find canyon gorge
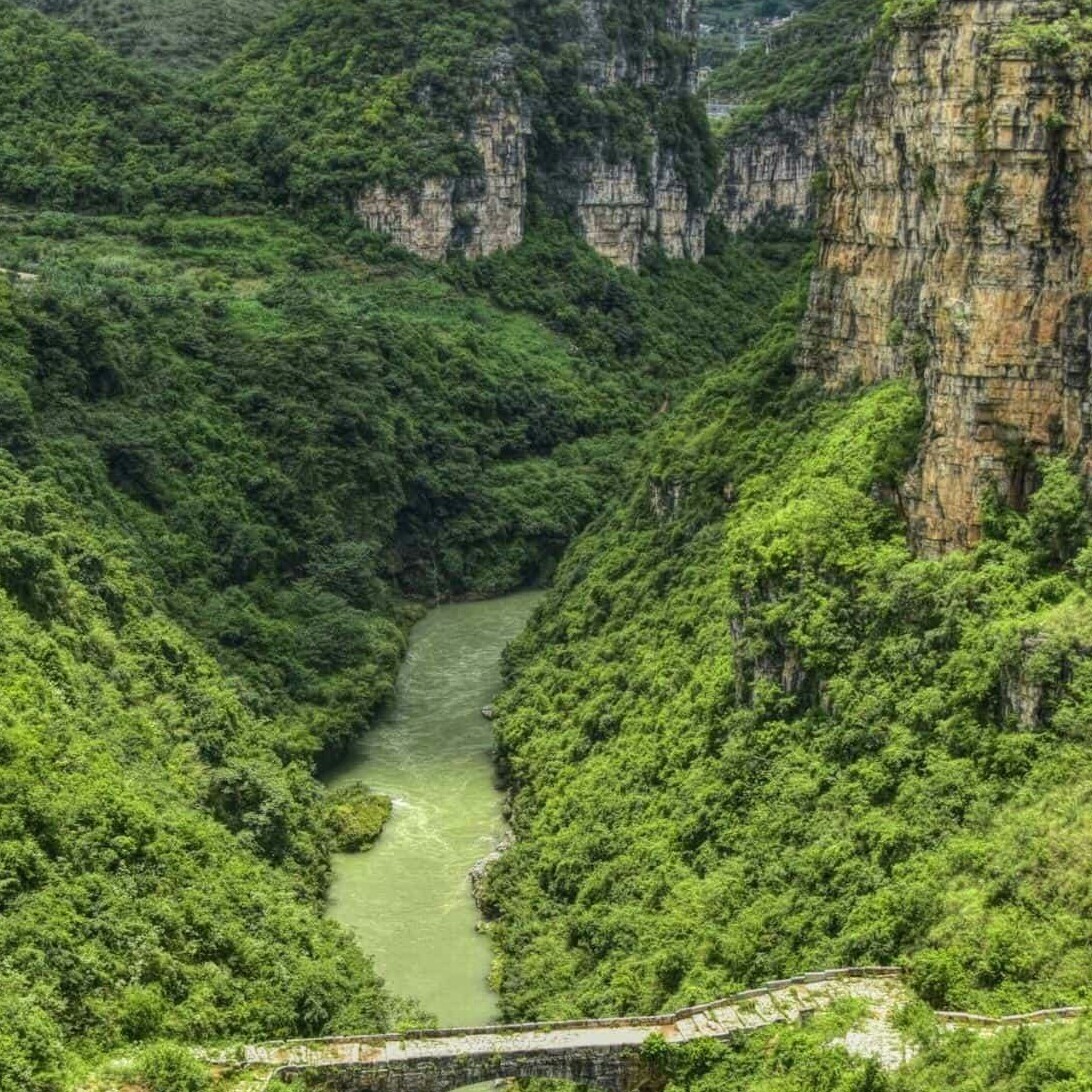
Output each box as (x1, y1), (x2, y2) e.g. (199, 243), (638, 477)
(1, 0), (1092, 1090)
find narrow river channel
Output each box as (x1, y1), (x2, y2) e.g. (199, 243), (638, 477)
(326, 591), (544, 1027)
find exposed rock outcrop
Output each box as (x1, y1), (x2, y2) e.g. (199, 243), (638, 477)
(580, 0), (700, 90)
(354, 1), (708, 269)
(799, 0), (1092, 552)
(469, 831), (512, 917)
(355, 92), (529, 262)
(572, 150), (706, 268)
(713, 107), (832, 232)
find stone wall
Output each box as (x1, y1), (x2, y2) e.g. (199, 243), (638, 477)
(798, 0), (1092, 553)
(279, 1044), (654, 1092)
(212, 965), (1088, 1087)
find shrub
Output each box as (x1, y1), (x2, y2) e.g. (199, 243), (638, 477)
(134, 1044), (210, 1092)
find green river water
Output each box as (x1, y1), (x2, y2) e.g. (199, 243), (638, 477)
(326, 591), (544, 1027)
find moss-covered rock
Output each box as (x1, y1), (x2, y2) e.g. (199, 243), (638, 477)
(326, 784), (394, 853)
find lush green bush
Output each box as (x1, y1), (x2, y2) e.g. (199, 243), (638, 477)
(134, 1044), (211, 1092)
(994, 4), (1092, 87)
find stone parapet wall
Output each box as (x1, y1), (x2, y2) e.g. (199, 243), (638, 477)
(231, 965), (903, 1060)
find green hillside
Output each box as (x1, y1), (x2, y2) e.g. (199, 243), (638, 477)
(16, 0), (292, 72)
(0, 7), (806, 1084)
(704, 0), (882, 131)
(1, 0), (1091, 1089)
(0, 196), (807, 1077)
(487, 264), (1092, 1029)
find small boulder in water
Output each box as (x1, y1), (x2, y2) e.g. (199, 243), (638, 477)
(481, 705), (496, 720)
(325, 782), (393, 852)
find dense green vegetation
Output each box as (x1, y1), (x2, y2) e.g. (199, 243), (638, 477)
(5, 0), (1092, 1088)
(0, 196), (801, 1079)
(0, 0), (717, 225)
(704, 0), (882, 133)
(0, 3), (196, 210)
(487, 266), (1092, 1028)
(0, 2), (803, 1078)
(326, 784), (392, 851)
(196, 0), (513, 204)
(0, 0), (506, 211)
(697, 0), (820, 69)
(0, 452), (408, 1090)
(15, 0), (292, 72)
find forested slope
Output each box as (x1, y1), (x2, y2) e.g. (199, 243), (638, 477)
(14, 0), (292, 72)
(703, 0), (882, 131)
(6, 0), (1092, 1088)
(0, 4), (806, 1086)
(0, 196), (798, 1092)
(486, 265), (1092, 1073)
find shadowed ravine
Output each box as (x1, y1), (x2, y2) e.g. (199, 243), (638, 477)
(325, 592), (545, 1027)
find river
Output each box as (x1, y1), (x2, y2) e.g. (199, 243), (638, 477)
(326, 591), (544, 1027)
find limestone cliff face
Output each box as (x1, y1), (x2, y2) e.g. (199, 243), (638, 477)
(579, 0), (699, 90)
(355, 93), (529, 262)
(566, 0), (706, 266)
(713, 107), (831, 233)
(572, 150), (705, 268)
(799, 0), (1092, 552)
(354, 1), (708, 269)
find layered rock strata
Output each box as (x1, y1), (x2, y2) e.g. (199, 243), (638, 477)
(573, 150), (706, 268)
(713, 107), (831, 232)
(355, 94), (529, 262)
(799, 0), (1092, 552)
(354, 1), (708, 269)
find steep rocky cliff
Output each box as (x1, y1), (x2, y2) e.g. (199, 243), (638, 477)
(579, 0), (700, 90)
(712, 107), (831, 231)
(568, 149), (707, 267)
(353, 0), (711, 268)
(702, 0), (881, 233)
(355, 89), (529, 262)
(799, 0), (1092, 552)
